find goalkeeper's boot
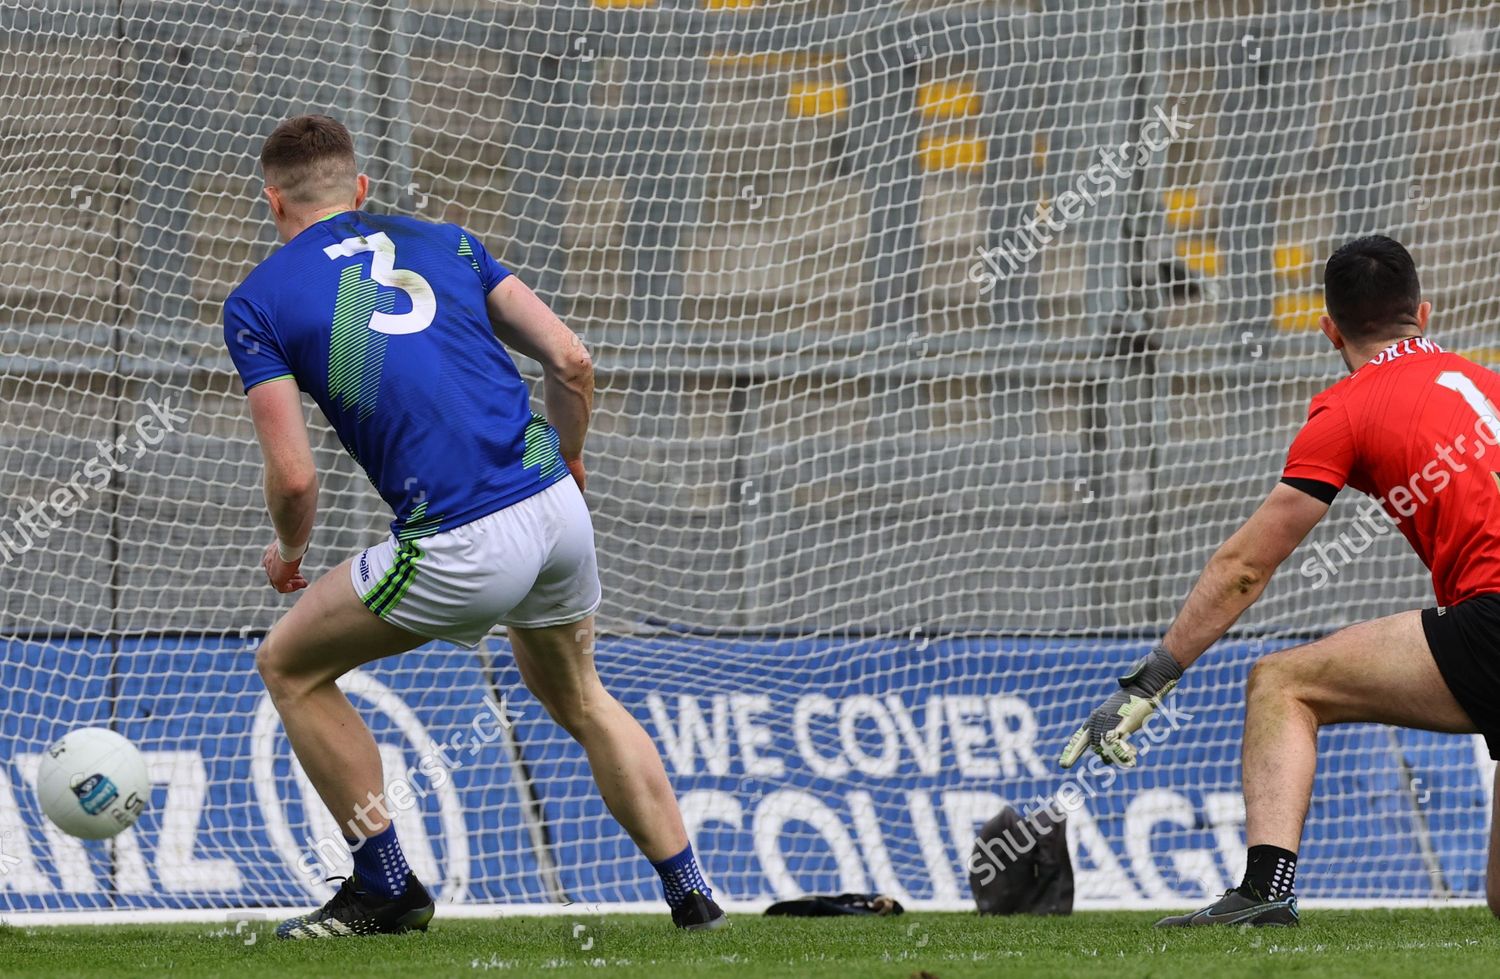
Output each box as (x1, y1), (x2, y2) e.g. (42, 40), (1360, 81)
(672, 891), (730, 931)
(275, 873), (435, 939)
(1154, 887), (1298, 928)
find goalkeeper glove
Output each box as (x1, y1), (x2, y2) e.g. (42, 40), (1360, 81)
(1058, 645), (1183, 769)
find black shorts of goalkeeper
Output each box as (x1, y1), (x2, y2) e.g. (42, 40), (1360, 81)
(1423, 593), (1500, 760)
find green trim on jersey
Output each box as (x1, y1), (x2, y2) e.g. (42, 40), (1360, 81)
(396, 500), (445, 542)
(329, 264), (391, 420)
(458, 233), (484, 278)
(245, 373), (296, 391)
(521, 413), (566, 481)
(362, 541), (423, 617)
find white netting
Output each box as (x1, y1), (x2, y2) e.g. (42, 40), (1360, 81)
(3, 0), (1500, 914)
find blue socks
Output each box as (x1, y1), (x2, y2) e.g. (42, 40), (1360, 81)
(348, 823), (411, 901)
(652, 843), (710, 910)
(349, 825), (707, 908)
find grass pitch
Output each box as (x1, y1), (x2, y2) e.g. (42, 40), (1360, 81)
(2, 908), (1497, 978)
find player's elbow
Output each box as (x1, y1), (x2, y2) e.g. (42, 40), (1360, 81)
(1229, 564), (1265, 595)
(265, 467), (317, 503)
(1213, 553), (1268, 596)
(549, 342), (592, 386)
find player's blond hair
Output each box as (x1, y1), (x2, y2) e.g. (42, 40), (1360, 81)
(259, 114), (358, 207)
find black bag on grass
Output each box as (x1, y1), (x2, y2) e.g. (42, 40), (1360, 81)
(969, 805), (1073, 915)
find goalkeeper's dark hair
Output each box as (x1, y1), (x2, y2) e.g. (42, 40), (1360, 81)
(1322, 235), (1422, 342)
(259, 114), (358, 206)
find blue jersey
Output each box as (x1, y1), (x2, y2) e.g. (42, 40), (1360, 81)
(224, 211), (568, 541)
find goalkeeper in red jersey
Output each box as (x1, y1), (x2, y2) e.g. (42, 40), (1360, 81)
(1061, 235), (1500, 926)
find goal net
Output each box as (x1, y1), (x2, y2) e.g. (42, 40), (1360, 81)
(3, 0), (1500, 915)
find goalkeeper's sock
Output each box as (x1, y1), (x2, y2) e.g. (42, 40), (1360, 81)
(652, 843), (711, 911)
(1239, 844), (1297, 901)
(348, 823), (411, 901)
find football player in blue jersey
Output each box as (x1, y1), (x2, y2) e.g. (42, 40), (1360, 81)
(225, 115), (725, 938)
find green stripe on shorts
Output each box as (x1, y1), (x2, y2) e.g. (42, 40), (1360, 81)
(362, 542), (423, 617)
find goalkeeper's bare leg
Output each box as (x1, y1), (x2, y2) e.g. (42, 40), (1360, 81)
(510, 615), (726, 929)
(1158, 610), (1476, 926)
(1488, 777), (1500, 918)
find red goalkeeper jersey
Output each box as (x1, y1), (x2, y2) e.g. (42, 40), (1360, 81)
(1282, 337), (1500, 606)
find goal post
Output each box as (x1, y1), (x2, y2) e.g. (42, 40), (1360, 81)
(2, 0), (1498, 916)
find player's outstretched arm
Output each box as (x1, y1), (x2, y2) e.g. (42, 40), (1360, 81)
(1059, 482), (1330, 768)
(486, 277), (593, 486)
(1160, 482), (1330, 665)
(247, 377), (318, 592)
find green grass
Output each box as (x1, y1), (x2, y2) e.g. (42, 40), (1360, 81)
(2, 909), (1498, 978)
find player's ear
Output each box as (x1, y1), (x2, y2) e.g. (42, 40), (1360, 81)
(1415, 300), (1432, 333)
(263, 185), (285, 221)
(354, 173), (369, 209)
(1318, 314), (1344, 350)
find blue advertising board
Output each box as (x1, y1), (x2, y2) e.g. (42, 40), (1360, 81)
(0, 634), (1490, 910)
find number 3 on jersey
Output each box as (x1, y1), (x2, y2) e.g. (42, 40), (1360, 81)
(322, 231), (436, 335)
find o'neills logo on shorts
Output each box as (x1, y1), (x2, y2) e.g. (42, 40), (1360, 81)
(358, 554), (371, 583)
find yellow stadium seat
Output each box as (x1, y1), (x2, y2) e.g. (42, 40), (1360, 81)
(917, 81), (981, 120)
(1273, 292), (1325, 332)
(786, 81), (848, 118)
(919, 135), (987, 173)
(1174, 236), (1221, 277)
(1274, 243), (1314, 280)
(1162, 188), (1203, 231)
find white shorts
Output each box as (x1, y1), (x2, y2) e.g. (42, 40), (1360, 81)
(350, 478), (602, 648)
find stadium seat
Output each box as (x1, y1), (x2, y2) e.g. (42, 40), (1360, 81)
(916, 80), (981, 120)
(1274, 243), (1315, 282)
(1162, 187), (1204, 231)
(917, 135), (987, 173)
(786, 81), (847, 118)
(1273, 291), (1324, 331)
(1174, 236), (1221, 277)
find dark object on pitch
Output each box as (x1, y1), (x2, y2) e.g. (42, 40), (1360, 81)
(764, 893), (905, 917)
(969, 805), (1073, 916)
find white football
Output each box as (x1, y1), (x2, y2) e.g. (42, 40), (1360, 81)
(36, 728), (150, 839)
